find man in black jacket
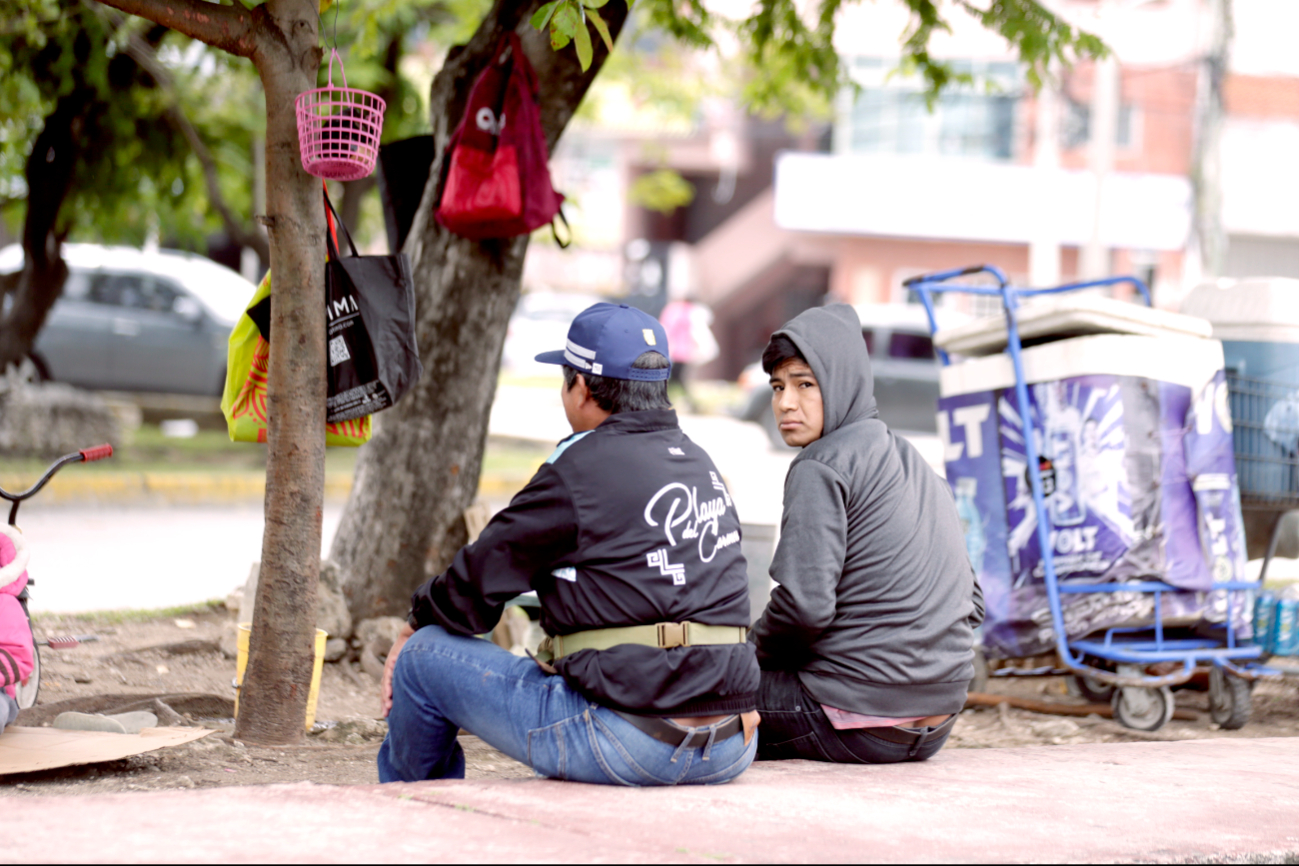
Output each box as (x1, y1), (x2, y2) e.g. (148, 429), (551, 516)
(378, 303), (760, 785)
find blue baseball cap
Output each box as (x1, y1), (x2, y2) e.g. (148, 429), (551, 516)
(535, 302), (671, 381)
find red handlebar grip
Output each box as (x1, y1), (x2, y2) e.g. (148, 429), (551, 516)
(79, 444), (114, 462)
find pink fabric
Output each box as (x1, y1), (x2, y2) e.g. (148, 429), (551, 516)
(0, 529), (34, 699)
(659, 301), (696, 363)
(820, 704), (925, 731)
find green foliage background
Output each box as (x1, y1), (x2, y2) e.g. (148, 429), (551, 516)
(1, 0), (1105, 247)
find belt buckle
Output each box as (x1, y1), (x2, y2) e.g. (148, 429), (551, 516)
(657, 622), (687, 648)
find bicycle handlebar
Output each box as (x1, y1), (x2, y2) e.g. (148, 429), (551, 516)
(79, 444), (113, 462)
(3, 444), (115, 524)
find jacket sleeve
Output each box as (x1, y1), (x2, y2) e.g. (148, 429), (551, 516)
(969, 569), (985, 630)
(409, 465), (579, 636)
(0, 596), (34, 691)
(750, 459), (848, 666)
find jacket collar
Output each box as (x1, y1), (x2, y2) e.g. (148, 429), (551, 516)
(595, 409), (679, 434)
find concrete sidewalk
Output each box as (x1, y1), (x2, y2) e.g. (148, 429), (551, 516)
(3, 737), (1297, 863)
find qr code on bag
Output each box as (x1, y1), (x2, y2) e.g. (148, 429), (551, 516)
(329, 335), (351, 367)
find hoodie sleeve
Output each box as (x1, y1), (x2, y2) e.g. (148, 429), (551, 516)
(750, 459), (848, 665)
(408, 465), (579, 636)
(0, 596), (34, 694)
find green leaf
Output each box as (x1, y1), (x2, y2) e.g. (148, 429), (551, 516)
(529, 1), (560, 31)
(587, 8), (614, 53)
(549, 25), (572, 51)
(581, 0), (609, 8)
(628, 169), (695, 214)
(573, 16), (593, 70)
(551, 1), (581, 39)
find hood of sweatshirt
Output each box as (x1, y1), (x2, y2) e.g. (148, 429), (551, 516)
(0, 524), (29, 597)
(773, 304), (878, 437)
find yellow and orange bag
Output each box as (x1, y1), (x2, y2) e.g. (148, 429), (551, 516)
(220, 270), (372, 447)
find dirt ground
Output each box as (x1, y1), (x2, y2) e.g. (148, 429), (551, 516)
(2, 604), (1298, 797)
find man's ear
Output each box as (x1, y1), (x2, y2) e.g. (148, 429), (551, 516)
(571, 373), (591, 405)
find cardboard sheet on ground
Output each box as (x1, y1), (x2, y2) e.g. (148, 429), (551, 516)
(0, 726), (211, 775)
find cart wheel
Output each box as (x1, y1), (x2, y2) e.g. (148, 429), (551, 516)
(1068, 673), (1115, 704)
(969, 646), (989, 694)
(15, 596), (39, 710)
(1111, 685), (1174, 732)
(15, 643), (39, 710)
(1209, 667), (1252, 730)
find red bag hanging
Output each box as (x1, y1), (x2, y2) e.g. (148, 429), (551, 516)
(435, 34), (566, 241)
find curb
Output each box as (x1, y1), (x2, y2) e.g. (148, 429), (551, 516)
(0, 471), (528, 505)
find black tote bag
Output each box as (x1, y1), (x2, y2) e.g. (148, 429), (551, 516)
(323, 191), (423, 422)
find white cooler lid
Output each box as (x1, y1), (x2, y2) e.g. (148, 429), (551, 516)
(933, 294), (1212, 357)
(1181, 278), (1299, 343)
(940, 333), (1225, 397)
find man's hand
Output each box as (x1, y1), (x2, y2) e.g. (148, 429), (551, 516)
(381, 623), (417, 718)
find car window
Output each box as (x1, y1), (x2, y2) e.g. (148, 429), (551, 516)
(861, 329), (875, 355)
(887, 331), (934, 360)
(62, 270), (93, 301)
(137, 276), (182, 313)
(91, 272), (179, 312)
(90, 273), (140, 308)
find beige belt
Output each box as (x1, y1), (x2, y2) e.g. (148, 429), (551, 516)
(535, 622), (747, 662)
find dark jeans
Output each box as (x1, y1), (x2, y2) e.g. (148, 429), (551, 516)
(755, 669), (951, 764)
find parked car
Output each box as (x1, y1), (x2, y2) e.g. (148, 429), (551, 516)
(739, 302), (969, 446)
(501, 291), (607, 377)
(0, 244), (252, 396)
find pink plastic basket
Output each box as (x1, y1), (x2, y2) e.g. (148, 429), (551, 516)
(295, 50), (386, 182)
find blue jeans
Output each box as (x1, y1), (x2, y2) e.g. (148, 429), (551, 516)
(379, 625), (756, 786)
(1, 694), (16, 734)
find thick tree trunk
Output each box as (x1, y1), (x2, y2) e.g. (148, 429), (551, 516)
(329, 0), (627, 621)
(88, 0), (323, 744)
(0, 91), (91, 373)
(233, 0), (326, 745)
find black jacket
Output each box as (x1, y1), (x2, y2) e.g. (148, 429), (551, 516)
(409, 409), (759, 717)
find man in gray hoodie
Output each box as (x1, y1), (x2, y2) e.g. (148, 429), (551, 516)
(750, 304), (983, 763)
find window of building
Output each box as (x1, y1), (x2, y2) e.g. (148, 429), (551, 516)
(841, 58), (1022, 161)
(1060, 97), (1140, 150)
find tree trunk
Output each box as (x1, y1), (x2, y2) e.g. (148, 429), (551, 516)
(2, 22), (177, 373)
(338, 34), (397, 245)
(88, 0), (322, 744)
(233, 0), (326, 745)
(329, 0), (627, 621)
(1191, 0), (1232, 279)
(0, 90), (91, 373)
(340, 175), (376, 234)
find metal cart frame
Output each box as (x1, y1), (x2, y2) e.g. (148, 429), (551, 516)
(904, 265), (1267, 731)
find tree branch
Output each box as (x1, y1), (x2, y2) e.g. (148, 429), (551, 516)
(91, 0), (257, 56)
(115, 24), (270, 263)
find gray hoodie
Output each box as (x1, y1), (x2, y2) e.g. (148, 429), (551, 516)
(750, 304), (984, 717)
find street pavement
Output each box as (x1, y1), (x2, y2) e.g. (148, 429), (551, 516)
(2, 736), (1297, 863)
(17, 505), (342, 614)
(18, 387), (798, 614)
(14, 390), (1293, 613)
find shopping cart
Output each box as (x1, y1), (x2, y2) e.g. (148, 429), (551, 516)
(905, 264), (1269, 732)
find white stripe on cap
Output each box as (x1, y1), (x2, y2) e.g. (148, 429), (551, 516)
(564, 350), (592, 370)
(566, 339), (596, 360)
